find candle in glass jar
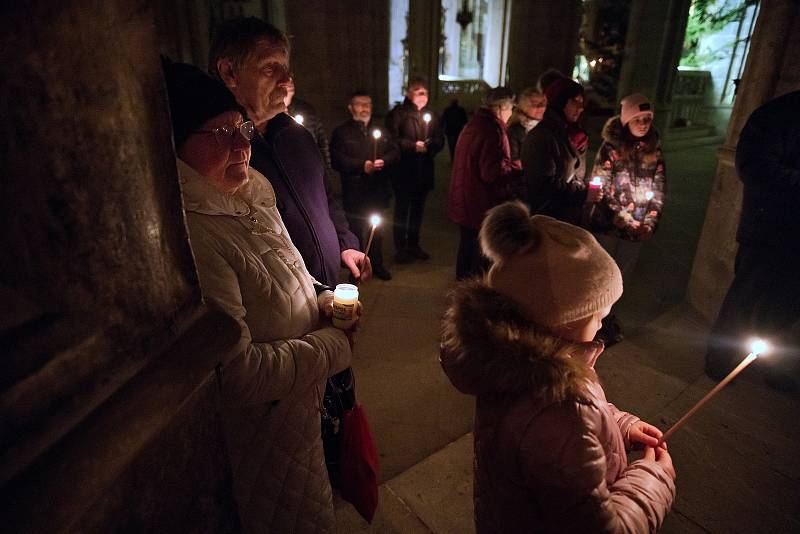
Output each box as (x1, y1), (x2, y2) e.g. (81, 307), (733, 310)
(589, 176), (603, 189)
(332, 283), (359, 329)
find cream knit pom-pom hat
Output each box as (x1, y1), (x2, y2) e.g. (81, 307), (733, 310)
(480, 202), (623, 329)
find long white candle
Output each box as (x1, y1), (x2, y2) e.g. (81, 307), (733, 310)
(422, 112), (431, 140)
(363, 214), (381, 258)
(657, 339), (769, 446)
(372, 129), (381, 161)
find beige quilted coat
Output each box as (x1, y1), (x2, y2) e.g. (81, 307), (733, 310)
(441, 280), (676, 533)
(179, 160), (351, 533)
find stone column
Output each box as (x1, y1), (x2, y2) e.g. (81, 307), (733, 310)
(687, 0), (800, 322)
(284, 0), (391, 125)
(506, 0), (582, 92)
(1, 1), (240, 531)
(617, 0), (691, 130)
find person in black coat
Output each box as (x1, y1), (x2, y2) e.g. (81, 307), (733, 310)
(442, 98), (468, 161)
(331, 91), (400, 280)
(520, 77), (600, 226)
(285, 79), (332, 172)
(386, 77), (445, 263)
(209, 17), (367, 286)
(705, 90), (800, 391)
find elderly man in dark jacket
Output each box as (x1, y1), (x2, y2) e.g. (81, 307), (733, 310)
(386, 77), (445, 263)
(705, 90), (800, 391)
(521, 77), (600, 225)
(331, 91), (400, 280)
(209, 17), (367, 286)
(448, 87), (521, 279)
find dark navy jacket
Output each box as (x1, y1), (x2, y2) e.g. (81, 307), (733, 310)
(250, 112), (359, 286)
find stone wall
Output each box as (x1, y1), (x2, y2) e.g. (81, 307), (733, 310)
(0, 1), (240, 531)
(505, 0), (582, 92)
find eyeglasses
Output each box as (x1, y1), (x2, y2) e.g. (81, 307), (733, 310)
(193, 120), (255, 148)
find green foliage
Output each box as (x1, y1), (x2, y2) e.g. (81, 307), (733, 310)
(680, 0), (751, 67)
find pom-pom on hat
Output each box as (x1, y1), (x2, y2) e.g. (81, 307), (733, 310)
(480, 201), (623, 330)
(162, 58), (244, 149)
(620, 93), (654, 126)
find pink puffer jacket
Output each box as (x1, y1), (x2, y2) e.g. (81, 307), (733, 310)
(440, 281), (675, 533)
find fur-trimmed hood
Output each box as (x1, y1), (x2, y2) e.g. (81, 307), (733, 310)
(440, 280), (598, 402)
(601, 115), (660, 152)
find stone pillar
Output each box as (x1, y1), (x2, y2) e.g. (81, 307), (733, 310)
(687, 0), (800, 322)
(506, 0), (582, 92)
(617, 0), (691, 130)
(1, 1), (240, 531)
(284, 0), (391, 125)
(406, 0), (443, 102)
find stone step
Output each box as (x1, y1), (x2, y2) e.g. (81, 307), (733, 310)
(335, 433), (474, 533)
(663, 134), (725, 152)
(665, 125), (717, 140)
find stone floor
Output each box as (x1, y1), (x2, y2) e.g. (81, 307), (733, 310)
(332, 135), (800, 533)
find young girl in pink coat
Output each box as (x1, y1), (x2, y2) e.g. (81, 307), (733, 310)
(441, 201), (676, 533)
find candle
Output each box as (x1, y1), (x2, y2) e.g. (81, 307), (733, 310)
(422, 112), (432, 140)
(363, 214), (382, 259)
(645, 190), (654, 201)
(294, 114), (304, 125)
(372, 129), (382, 161)
(589, 176), (603, 189)
(657, 338), (769, 446)
(332, 283), (359, 329)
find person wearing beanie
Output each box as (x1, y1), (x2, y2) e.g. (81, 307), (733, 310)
(587, 92), (665, 345)
(164, 60), (354, 533)
(521, 75), (599, 226)
(448, 86), (522, 280)
(440, 201), (676, 533)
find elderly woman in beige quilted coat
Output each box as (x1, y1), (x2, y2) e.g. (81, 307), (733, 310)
(441, 201), (676, 533)
(165, 62), (351, 533)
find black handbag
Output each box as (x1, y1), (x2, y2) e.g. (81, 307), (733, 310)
(320, 366), (356, 488)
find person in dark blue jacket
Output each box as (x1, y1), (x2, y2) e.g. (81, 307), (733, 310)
(705, 90), (800, 391)
(209, 17), (368, 287)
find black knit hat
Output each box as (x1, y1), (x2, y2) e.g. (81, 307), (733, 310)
(162, 59), (243, 149)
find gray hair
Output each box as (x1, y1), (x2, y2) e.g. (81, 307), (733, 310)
(482, 86), (515, 110)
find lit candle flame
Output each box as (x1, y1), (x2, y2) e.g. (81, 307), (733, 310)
(372, 129), (382, 139)
(294, 114), (304, 125)
(750, 338), (769, 356)
(422, 112), (432, 123)
(369, 214), (382, 227)
(645, 191), (654, 201)
(590, 176), (603, 187)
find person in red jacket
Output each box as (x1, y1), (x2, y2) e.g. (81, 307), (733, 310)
(448, 86), (521, 279)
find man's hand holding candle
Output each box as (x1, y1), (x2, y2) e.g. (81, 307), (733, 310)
(364, 159), (386, 175)
(415, 140), (427, 153)
(341, 248), (372, 281)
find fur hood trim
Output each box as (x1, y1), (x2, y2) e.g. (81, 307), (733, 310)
(601, 115), (660, 150)
(440, 280), (595, 401)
